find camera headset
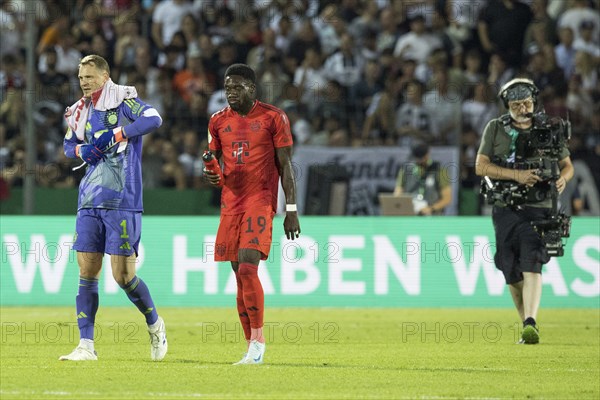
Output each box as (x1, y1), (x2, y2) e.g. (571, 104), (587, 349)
(498, 78), (539, 111)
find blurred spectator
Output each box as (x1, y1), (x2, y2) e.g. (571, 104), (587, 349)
(395, 79), (434, 147)
(423, 67), (463, 146)
(212, 39), (240, 87)
(557, 0), (599, 45)
(37, 15), (70, 55)
(376, 7), (399, 54)
(173, 49), (215, 104)
(114, 16), (150, 75)
(37, 48), (68, 103)
(362, 73), (401, 145)
(350, 59), (383, 129)
(526, 44), (566, 98)
(272, 15), (295, 55)
(178, 129), (203, 188)
(478, 0), (533, 67)
(281, 101), (313, 145)
(1, 53), (25, 95)
(207, 87), (227, 115)
(197, 33), (219, 71)
(206, 6), (234, 46)
(0, 0), (23, 57)
(186, 92), (210, 133)
(566, 73), (594, 126)
(151, 0), (196, 51)
(257, 55), (289, 105)
(71, 4), (101, 56)
(431, 7), (464, 69)
(323, 33), (365, 88)
(445, 0), (486, 49)
(394, 14), (441, 67)
(312, 80), (349, 135)
(287, 19), (322, 65)
(486, 52), (515, 92)
(37, 33), (82, 76)
(294, 47), (328, 110)
(180, 13), (202, 55)
(156, 42), (186, 78)
(0, 86), (24, 142)
(462, 81), (499, 137)
(348, 0), (379, 40)
(523, 0), (558, 51)
(314, 5), (346, 57)
(161, 140), (187, 190)
(462, 49), (485, 83)
(311, 112), (342, 146)
(554, 27), (577, 79)
(573, 20), (600, 58)
(573, 50), (598, 92)
(246, 28), (280, 72)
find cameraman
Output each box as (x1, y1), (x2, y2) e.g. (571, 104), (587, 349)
(475, 78), (574, 344)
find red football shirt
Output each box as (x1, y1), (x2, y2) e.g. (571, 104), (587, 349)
(208, 100), (293, 215)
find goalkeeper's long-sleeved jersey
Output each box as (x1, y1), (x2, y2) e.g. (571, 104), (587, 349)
(63, 98), (162, 211)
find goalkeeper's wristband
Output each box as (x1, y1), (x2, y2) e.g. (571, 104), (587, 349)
(114, 126), (127, 142)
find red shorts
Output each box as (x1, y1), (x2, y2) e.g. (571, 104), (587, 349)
(214, 206), (275, 262)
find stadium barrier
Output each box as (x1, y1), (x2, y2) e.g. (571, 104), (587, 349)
(1, 216), (598, 307)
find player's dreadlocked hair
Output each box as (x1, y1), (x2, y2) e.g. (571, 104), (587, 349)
(225, 64), (256, 84)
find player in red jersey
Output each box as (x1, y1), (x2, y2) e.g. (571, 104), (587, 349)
(204, 64), (301, 365)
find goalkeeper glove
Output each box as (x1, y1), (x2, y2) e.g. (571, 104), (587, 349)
(76, 144), (104, 165)
(93, 126), (127, 152)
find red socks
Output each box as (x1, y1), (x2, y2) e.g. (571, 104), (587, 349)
(235, 271), (251, 342)
(238, 263), (264, 337)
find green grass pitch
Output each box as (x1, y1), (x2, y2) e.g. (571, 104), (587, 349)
(1, 307), (598, 399)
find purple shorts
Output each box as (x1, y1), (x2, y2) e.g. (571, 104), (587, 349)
(73, 209), (142, 256)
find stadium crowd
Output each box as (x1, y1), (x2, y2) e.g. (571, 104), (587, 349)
(0, 0), (598, 213)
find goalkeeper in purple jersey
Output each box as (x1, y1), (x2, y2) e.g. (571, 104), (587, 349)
(60, 55), (167, 362)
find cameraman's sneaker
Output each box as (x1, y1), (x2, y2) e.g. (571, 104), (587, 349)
(148, 317), (168, 361)
(59, 346), (97, 361)
(521, 318), (540, 344)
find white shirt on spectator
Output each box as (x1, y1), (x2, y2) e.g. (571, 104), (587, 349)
(558, 8), (600, 44)
(323, 51), (365, 87)
(573, 39), (600, 57)
(152, 0), (195, 46)
(393, 32), (442, 65)
(37, 45), (82, 75)
(293, 67), (328, 105)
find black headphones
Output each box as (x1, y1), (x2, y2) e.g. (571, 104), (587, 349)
(498, 78), (539, 109)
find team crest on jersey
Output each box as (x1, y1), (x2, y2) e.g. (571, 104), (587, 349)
(250, 121), (261, 131)
(216, 243), (226, 257)
(107, 111), (118, 126)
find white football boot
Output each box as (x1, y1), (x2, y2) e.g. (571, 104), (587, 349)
(239, 340), (265, 365)
(59, 346), (98, 361)
(148, 317), (168, 361)
(232, 352), (249, 365)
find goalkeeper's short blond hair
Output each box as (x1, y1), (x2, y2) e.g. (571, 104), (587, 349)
(79, 55), (110, 75)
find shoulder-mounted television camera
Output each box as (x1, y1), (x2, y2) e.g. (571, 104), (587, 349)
(525, 112), (571, 157)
